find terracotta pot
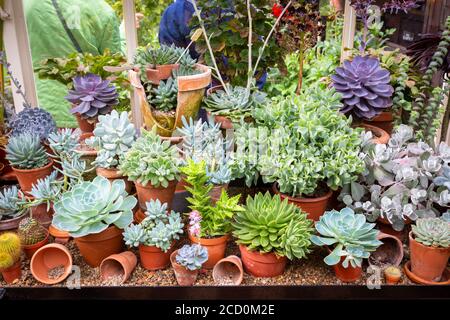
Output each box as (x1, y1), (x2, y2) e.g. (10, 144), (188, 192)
(189, 233), (229, 269)
(135, 180), (177, 211)
(134, 208), (147, 224)
(331, 0), (345, 11)
(30, 243), (72, 285)
(23, 230), (50, 259)
(96, 167), (133, 194)
(212, 255), (244, 285)
(0, 211), (27, 231)
(1, 260), (21, 284)
(272, 183), (332, 221)
(239, 245), (287, 278)
(333, 259), (363, 283)
(75, 133), (97, 181)
(209, 184), (228, 203)
(74, 226), (124, 267)
(359, 123), (390, 144)
(100, 251), (137, 284)
(49, 224), (71, 244)
(404, 260), (450, 285)
(409, 231), (450, 282)
(176, 176), (189, 192)
(363, 111), (394, 135)
(30, 201), (53, 228)
(376, 217), (410, 243)
(170, 250), (199, 286)
(384, 266), (402, 285)
(146, 64), (179, 84)
(369, 232), (404, 267)
(74, 113), (97, 133)
(12, 159), (54, 193)
(139, 244), (173, 270)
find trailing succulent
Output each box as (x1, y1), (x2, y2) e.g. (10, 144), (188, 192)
(88, 110), (136, 169)
(65, 73), (119, 119)
(119, 129), (180, 187)
(332, 55), (394, 120)
(0, 186), (26, 220)
(6, 133), (49, 169)
(233, 192), (313, 260)
(52, 176), (137, 238)
(0, 232), (21, 270)
(311, 207), (382, 268)
(412, 217), (450, 248)
(340, 125), (450, 231)
(8, 107), (56, 141)
(18, 217), (47, 246)
(175, 244), (208, 271)
(123, 200), (184, 252)
(148, 77), (178, 112)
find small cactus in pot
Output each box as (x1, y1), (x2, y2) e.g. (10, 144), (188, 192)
(171, 244), (208, 286)
(17, 217), (49, 258)
(0, 232), (22, 283)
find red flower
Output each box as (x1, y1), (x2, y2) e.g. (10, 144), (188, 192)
(272, 3), (283, 17)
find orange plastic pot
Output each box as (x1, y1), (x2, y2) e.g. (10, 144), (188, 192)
(1, 261), (21, 284)
(189, 233), (228, 269)
(409, 232), (450, 282)
(213, 255), (244, 285)
(170, 249), (199, 286)
(100, 251), (137, 284)
(23, 230), (50, 259)
(74, 226), (124, 267)
(384, 266), (402, 285)
(363, 111), (394, 135)
(12, 159), (54, 193)
(30, 243), (72, 285)
(239, 245), (287, 278)
(96, 167), (133, 194)
(135, 180), (177, 210)
(273, 183), (332, 221)
(139, 244), (173, 270)
(74, 112), (97, 133)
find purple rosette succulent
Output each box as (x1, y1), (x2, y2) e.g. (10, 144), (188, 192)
(65, 73), (118, 119)
(332, 55), (394, 120)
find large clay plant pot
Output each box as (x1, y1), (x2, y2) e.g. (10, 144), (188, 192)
(74, 226), (124, 267)
(135, 180), (177, 211)
(363, 111), (394, 135)
(96, 167), (133, 194)
(170, 249), (199, 286)
(12, 159), (54, 193)
(129, 64), (211, 137)
(239, 245), (287, 278)
(272, 183), (332, 221)
(1, 261), (22, 284)
(213, 255), (244, 285)
(30, 243), (73, 285)
(409, 232), (450, 282)
(74, 113), (97, 133)
(139, 244), (173, 270)
(189, 233), (228, 269)
(369, 232), (404, 267)
(100, 251), (137, 284)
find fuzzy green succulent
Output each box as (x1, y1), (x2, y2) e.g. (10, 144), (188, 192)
(412, 218), (450, 248)
(119, 129), (180, 187)
(6, 133), (49, 169)
(149, 77), (178, 112)
(18, 217), (47, 246)
(0, 186), (27, 220)
(233, 192), (313, 260)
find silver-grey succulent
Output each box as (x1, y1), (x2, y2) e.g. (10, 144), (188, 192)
(0, 186), (27, 220)
(175, 244), (208, 271)
(412, 217), (450, 248)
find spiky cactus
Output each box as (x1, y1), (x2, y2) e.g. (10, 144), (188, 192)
(0, 232), (21, 267)
(17, 217), (47, 246)
(0, 252), (15, 270)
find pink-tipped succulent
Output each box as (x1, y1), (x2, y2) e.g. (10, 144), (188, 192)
(189, 210), (202, 238)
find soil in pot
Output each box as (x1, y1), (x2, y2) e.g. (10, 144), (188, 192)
(1, 260), (21, 284)
(239, 245), (287, 278)
(12, 159), (54, 193)
(23, 230), (50, 259)
(170, 249), (199, 286)
(30, 243), (73, 285)
(189, 233), (228, 269)
(368, 232), (404, 267)
(212, 255), (244, 285)
(96, 167), (133, 194)
(100, 251), (137, 284)
(139, 244), (173, 270)
(135, 180), (177, 211)
(74, 226), (124, 267)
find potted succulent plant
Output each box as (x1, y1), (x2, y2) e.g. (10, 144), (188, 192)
(123, 199), (184, 270)
(233, 192), (313, 277)
(119, 129), (180, 210)
(409, 217), (450, 283)
(170, 244), (208, 286)
(5, 133), (54, 193)
(65, 73), (119, 133)
(384, 266), (402, 285)
(17, 217), (49, 259)
(0, 186), (28, 230)
(87, 110), (136, 192)
(181, 159), (244, 269)
(311, 207), (382, 282)
(52, 176), (137, 267)
(0, 232), (22, 284)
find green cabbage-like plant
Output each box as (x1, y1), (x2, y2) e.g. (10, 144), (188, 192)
(311, 207), (382, 268)
(233, 192), (313, 260)
(52, 176), (137, 237)
(412, 217), (450, 248)
(119, 129), (180, 187)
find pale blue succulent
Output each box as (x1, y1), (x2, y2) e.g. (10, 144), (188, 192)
(311, 207), (382, 268)
(176, 244), (208, 271)
(123, 224), (145, 247)
(434, 166), (450, 189)
(47, 128), (80, 159)
(0, 186), (27, 220)
(29, 171), (62, 211)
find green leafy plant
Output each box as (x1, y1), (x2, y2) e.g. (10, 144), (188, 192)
(412, 217), (450, 248)
(17, 217), (47, 246)
(175, 244), (208, 270)
(311, 207), (382, 268)
(52, 176), (137, 237)
(119, 129), (180, 187)
(0, 232), (21, 270)
(134, 44), (196, 68)
(233, 192), (313, 260)
(0, 186), (27, 220)
(6, 133), (49, 169)
(148, 77), (178, 112)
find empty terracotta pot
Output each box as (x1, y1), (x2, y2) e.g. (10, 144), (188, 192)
(1, 261), (22, 284)
(170, 250), (199, 286)
(100, 251), (137, 284)
(212, 255), (244, 285)
(139, 244), (173, 270)
(12, 159), (54, 193)
(96, 167), (133, 194)
(48, 224), (71, 244)
(409, 232), (450, 282)
(239, 245), (287, 277)
(189, 233), (228, 269)
(273, 183), (332, 221)
(23, 230), (50, 259)
(369, 232), (404, 267)
(135, 180), (177, 211)
(74, 226), (124, 267)
(31, 243), (72, 285)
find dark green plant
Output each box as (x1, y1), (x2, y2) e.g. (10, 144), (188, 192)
(148, 77), (178, 112)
